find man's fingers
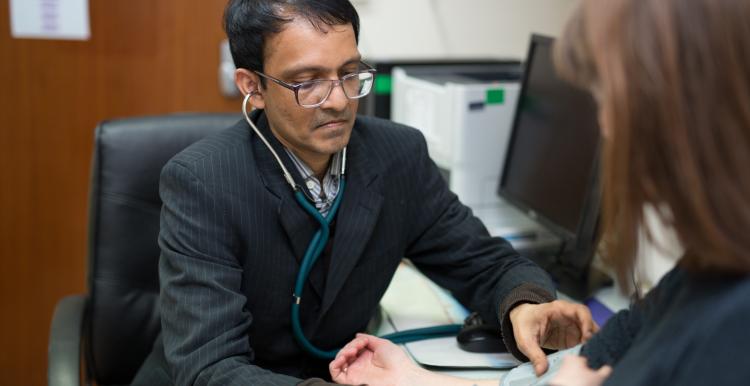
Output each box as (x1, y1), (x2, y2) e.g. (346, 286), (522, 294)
(598, 365), (613, 377)
(574, 305), (597, 342)
(549, 301), (598, 343)
(512, 301), (600, 376)
(527, 346), (549, 376)
(517, 333), (549, 376)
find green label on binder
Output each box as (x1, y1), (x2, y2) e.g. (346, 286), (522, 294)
(375, 74), (392, 95)
(486, 88), (505, 104)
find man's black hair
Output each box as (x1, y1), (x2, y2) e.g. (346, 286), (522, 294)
(223, 0), (360, 74)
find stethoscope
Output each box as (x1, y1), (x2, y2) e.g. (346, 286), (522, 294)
(242, 93), (462, 359)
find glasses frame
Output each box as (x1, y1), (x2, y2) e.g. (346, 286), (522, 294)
(254, 62), (377, 108)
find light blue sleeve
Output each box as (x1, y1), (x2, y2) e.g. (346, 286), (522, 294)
(499, 345), (582, 386)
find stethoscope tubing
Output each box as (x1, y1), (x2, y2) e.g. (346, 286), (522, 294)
(291, 186), (346, 359)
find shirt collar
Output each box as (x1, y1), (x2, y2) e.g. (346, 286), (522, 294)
(284, 148), (343, 182)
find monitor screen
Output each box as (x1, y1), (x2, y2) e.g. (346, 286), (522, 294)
(499, 35), (600, 238)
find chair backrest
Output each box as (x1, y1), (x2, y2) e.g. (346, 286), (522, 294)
(84, 113), (241, 385)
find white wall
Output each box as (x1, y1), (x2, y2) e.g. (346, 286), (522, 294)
(352, 0), (580, 60)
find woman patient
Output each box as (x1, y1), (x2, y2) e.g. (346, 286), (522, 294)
(329, 0), (750, 384)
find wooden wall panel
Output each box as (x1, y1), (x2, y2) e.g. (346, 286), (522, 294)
(0, 1), (237, 384)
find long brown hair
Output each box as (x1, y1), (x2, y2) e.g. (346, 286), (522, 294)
(555, 0), (750, 288)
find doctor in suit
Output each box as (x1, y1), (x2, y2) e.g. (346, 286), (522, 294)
(131, 0), (595, 385)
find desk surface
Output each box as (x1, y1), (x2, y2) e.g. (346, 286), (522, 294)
(376, 261), (629, 380)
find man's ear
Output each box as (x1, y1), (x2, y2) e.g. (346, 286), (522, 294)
(235, 68), (265, 110)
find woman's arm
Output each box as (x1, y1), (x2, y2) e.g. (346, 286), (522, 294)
(329, 334), (498, 386)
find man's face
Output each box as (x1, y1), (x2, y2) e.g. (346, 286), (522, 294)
(259, 18), (361, 159)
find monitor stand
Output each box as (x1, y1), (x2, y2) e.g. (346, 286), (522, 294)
(471, 199), (562, 256)
(471, 199), (611, 300)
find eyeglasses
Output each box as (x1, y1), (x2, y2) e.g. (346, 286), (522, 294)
(254, 63), (376, 108)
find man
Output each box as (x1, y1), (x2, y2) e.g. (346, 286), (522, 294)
(132, 1), (596, 385)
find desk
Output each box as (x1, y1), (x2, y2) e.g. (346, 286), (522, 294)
(375, 261), (629, 381)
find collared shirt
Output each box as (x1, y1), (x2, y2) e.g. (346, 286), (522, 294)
(284, 148), (343, 217)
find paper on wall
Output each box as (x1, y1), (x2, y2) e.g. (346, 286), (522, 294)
(10, 0), (90, 41)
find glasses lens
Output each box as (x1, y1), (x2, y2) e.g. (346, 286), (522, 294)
(344, 72), (374, 99)
(297, 81), (331, 107)
(297, 71), (375, 107)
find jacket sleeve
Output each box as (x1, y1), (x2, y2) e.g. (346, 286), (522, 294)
(158, 160), (300, 386)
(402, 131), (557, 356)
(665, 302), (750, 386)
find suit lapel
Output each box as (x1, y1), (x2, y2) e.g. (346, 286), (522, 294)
(249, 111), (326, 297)
(249, 111), (385, 316)
(317, 125), (384, 320)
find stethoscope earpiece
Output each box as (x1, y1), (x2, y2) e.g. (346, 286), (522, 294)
(241, 92), (297, 189)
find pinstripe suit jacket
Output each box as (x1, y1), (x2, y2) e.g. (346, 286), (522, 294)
(147, 110), (555, 386)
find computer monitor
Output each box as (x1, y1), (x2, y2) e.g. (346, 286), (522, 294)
(498, 35), (604, 298)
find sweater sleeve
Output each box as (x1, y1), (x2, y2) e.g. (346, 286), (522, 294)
(580, 267), (687, 369)
(579, 306), (642, 369)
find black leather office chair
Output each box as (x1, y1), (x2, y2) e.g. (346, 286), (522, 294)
(47, 113), (241, 386)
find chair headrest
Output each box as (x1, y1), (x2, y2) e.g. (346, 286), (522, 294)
(85, 113), (241, 384)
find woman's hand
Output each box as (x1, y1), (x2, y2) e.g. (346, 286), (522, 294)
(330, 333), (511, 386)
(549, 355), (612, 386)
(329, 333), (423, 386)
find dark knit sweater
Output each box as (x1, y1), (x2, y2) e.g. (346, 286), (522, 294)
(582, 265), (750, 385)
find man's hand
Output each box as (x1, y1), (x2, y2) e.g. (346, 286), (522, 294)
(509, 300), (598, 376)
(329, 334), (423, 386)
